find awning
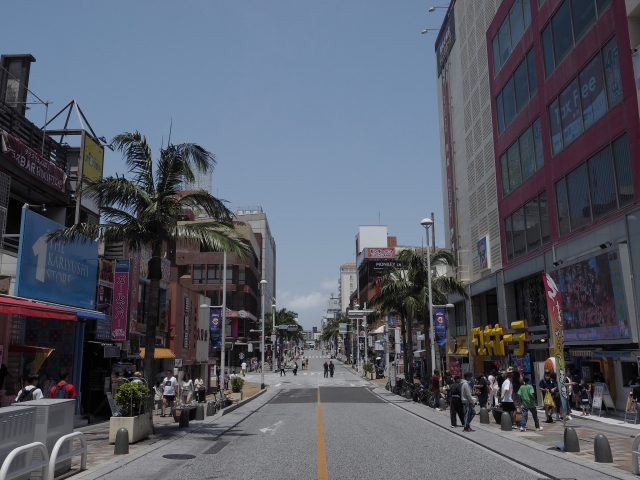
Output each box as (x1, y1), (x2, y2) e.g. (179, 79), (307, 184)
(32, 300), (106, 320)
(139, 347), (176, 359)
(8, 345), (54, 354)
(0, 295), (76, 321)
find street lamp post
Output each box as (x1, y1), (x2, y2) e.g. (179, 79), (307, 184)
(421, 218), (436, 374)
(259, 279), (267, 389)
(271, 302), (277, 371)
(355, 303), (360, 371)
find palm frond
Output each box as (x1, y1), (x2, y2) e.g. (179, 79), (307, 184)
(173, 222), (252, 258)
(176, 191), (233, 222)
(111, 132), (154, 192)
(45, 223), (101, 244)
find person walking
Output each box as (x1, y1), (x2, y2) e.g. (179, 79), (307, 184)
(50, 369), (77, 399)
(630, 377), (640, 424)
(280, 362), (286, 377)
(518, 375), (542, 431)
(293, 361), (298, 376)
(563, 371), (576, 421)
(500, 372), (516, 427)
(579, 380), (591, 416)
(550, 372), (563, 421)
(539, 370), (557, 423)
(241, 360), (247, 377)
(449, 376), (465, 428)
(475, 371), (488, 410)
(323, 361), (329, 378)
(161, 369), (178, 417)
(431, 369), (442, 411)
(329, 361), (335, 378)
(153, 380), (163, 415)
(16, 374), (44, 402)
(181, 373), (194, 404)
(461, 372), (476, 432)
(488, 369), (499, 407)
(194, 376), (205, 403)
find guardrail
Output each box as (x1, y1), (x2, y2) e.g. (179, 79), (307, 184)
(0, 442), (49, 480)
(47, 432), (87, 480)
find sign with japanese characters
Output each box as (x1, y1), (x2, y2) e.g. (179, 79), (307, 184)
(112, 260), (130, 341)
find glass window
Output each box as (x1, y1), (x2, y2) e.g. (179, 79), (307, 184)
(596, 0), (611, 15)
(559, 77), (583, 146)
(567, 164), (591, 230)
(224, 265), (233, 282)
(548, 98), (563, 156)
(207, 265), (219, 284)
(496, 92), (505, 134)
(588, 146), (617, 220)
(556, 178), (571, 236)
(519, 127), (536, 181)
(539, 191), (551, 244)
(206, 290), (219, 306)
(523, 0), (532, 27)
(193, 264), (205, 284)
(571, 0), (596, 41)
(527, 49), (537, 96)
(603, 37), (622, 107)
(533, 117), (544, 169)
(225, 291), (233, 309)
(503, 78), (516, 127)
(492, 36), (502, 75)
(541, 24), (555, 77)
(507, 142), (522, 192)
(499, 20), (512, 67)
(612, 134), (634, 207)
(525, 197), (541, 250)
(500, 154), (510, 197)
(510, 0), (525, 48)
(514, 61), (530, 112)
(238, 292), (246, 310)
(505, 216), (514, 261)
(512, 208), (527, 258)
(579, 52), (607, 129)
(552, 1), (574, 66)
(238, 265), (246, 285)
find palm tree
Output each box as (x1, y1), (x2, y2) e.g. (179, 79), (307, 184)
(261, 308), (302, 363)
(369, 248), (467, 382)
(48, 131), (251, 411)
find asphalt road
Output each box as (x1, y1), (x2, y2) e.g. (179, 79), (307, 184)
(93, 354), (630, 480)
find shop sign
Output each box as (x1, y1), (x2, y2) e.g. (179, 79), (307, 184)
(15, 209), (98, 309)
(542, 272), (567, 402)
(184, 316), (190, 348)
(364, 248), (395, 259)
(98, 259), (114, 287)
(104, 345), (120, 358)
(82, 132), (104, 182)
(442, 78), (456, 253)
(470, 324), (505, 356)
(435, 4), (455, 77)
(0, 130), (67, 192)
(112, 260), (130, 341)
(209, 307), (222, 349)
(96, 315), (111, 341)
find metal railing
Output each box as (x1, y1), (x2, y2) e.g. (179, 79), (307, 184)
(0, 442), (49, 480)
(47, 432), (87, 480)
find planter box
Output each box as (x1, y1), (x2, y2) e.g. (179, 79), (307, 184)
(109, 415), (150, 444)
(229, 391), (243, 403)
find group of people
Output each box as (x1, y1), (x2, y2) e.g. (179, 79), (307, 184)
(323, 361), (335, 378)
(154, 370), (206, 417)
(15, 368), (77, 402)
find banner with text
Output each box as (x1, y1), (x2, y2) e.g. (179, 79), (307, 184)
(434, 307), (447, 346)
(209, 307), (222, 349)
(112, 260), (130, 341)
(542, 272), (567, 400)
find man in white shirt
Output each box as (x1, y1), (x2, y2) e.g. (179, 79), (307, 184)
(16, 374), (44, 402)
(161, 369), (178, 417)
(500, 372), (516, 426)
(241, 361), (247, 377)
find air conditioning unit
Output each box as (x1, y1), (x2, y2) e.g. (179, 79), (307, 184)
(0, 406), (36, 476)
(13, 399), (75, 478)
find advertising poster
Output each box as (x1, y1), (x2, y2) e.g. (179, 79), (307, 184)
(15, 209), (98, 309)
(510, 353), (531, 374)
(592, 382), (605, 409)
(209, 307), (222, 349)
(434, 307), (447, 346)
(476, 236), (490, 270)
(82, 133), (105, 182)
(542, 272), (567, 401)
(112, 260), (130, 341)
(449, 360), (460, 376)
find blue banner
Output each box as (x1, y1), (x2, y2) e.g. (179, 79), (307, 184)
(434, 307), (447, 346)
(209, 307), (222, 349)
(15, 209), (98, 309)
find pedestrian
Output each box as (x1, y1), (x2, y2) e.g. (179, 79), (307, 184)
(224, 370), (230, 390)
(539, 369), (557, 423)
(579, 380), (591, 416)
(258, 361), (262, 373)
(181, 373), (194, 404)
(161, 369), (177, 417)
(323, 361), (329, 378)
(500, 372), (516, 427)
(550, 372), (563, 421)
(131, 371), (144, 384)
(488, 369), (499, 407)
(16, 374), (44, 402)
(449, 375), (465, 428)
(518, 375), (542, 432)
(475, 371), (488, 410)
(293, 361), (298, 376)
(461, 372), (475, 432)
(216, 366), (221, 389)
(431, 369), (442, 411)
(630, 377), (640, 424)
(241, 360), (247, 377)
(280, 361), (286, 377)
(153, 380), (163, 415)
(194, 376), (205, 403)
(563, 371), (576, 421)
(50, 368), (77, 399)
(329, 361), (335, 377)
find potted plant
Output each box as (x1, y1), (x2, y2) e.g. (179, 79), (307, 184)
(363, 362), (374, 380)
(230, 376), (245, 402)
(109, 382), (151, 444)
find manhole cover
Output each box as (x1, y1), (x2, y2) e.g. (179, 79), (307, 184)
(162, 454), (196, 460)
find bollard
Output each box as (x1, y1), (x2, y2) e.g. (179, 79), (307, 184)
(439, 397), (446, 410)
(594, 434), (613, 463)
(178, 408), (190, 428)
(114, 428), (129, 455)
(196, 404), (205, 421)
(563, 427), (580, 452)
(206, 401), (216, 416)
(479, 407), (490, 424)
(500, 410), (512, 431)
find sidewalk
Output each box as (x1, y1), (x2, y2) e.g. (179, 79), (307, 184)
(62, 381), (267, 478)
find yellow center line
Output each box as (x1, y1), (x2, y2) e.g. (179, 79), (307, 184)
(317, 387), (328, 480)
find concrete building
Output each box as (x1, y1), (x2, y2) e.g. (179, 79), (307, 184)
(236, 207), (276, 315)
(338, 262), (356, 313)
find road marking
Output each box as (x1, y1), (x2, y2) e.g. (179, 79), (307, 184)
(259, 420), (283, 435)
(317, 388), (328, 480)
(275, 384), (281, 387)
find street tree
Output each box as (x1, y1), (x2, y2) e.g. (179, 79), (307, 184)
(261, 308), (302, 362)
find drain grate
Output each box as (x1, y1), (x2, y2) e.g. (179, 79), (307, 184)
(162, 454), (196, 460)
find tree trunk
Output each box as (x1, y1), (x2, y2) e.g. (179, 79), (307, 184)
(144, 254), (162, 430)
(405, 316), (414, 383)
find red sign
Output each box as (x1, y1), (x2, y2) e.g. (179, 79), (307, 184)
(112, 260), (130, 341)
(0, 131), (67, 192)
(365, 248), (395, 259)
(442, 79), (456, 253)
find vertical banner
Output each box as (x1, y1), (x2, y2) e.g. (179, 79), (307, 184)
(209, 307), (222, 349)
(434, 307), (447, 346)
(542, 272), (567, 401)
(442, 78), (456, 253)
(112, 260), (130, 341)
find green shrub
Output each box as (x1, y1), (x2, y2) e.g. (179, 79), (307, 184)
(230, 376), (245, 393)
(363, 362), (374, 375)
(114, 382), (150, 417)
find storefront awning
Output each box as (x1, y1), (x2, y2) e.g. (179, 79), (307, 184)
(0, 295), (76, 321)
(139, 347), (176, 359)
(8, 344), (54, 354)
(31, 300), (106, 320)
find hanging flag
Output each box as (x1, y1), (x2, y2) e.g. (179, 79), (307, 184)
(209, 307), (222, 349)
(434, 307), (447, 346)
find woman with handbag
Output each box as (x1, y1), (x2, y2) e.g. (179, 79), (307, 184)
(538, 369), (556, 423)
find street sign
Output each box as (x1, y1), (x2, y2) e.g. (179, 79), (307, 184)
(174, 359), (183, 367)
(278, 325), (288, 330)
(271, 334), (276, 342)
(389, 317), (395, 325)
(287, 325), (298, 332)
(338, 323), (347, 334)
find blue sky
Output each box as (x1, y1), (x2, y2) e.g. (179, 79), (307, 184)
(6, 1), (447, 330)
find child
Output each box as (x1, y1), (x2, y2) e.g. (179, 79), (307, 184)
(517, 375), (543, 432)
(579, 381), (591, 416)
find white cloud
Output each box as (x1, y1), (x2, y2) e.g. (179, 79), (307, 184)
(320, 279), (337, 290)
(277, 290), (325, 311)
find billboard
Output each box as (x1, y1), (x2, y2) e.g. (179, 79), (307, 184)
(15, 209), (98, 309)
(476, 235), (490, 270)
(82, 132), (104, 182)
(434, 307), (447, 346)
(209, 307), (222, 349)
(364, 248), (395, 259)
(367, 260), (403, 278)
(551, 250), (631, 342)
(435, 3), (456, 77)
(112, 260), (130, 341)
